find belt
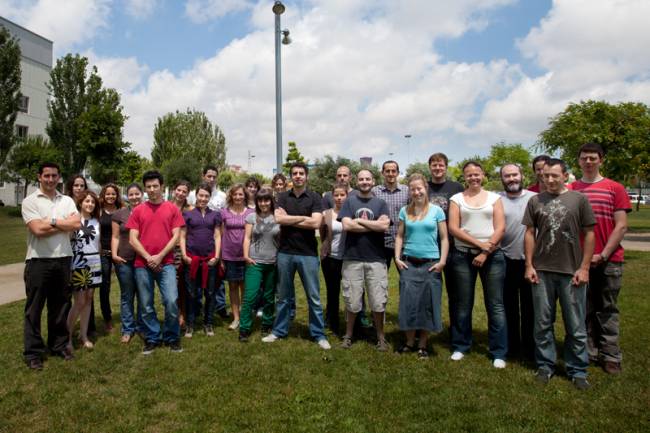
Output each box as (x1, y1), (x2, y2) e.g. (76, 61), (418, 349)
(403, 256), (436, 264)
(454, 246), (482, 255)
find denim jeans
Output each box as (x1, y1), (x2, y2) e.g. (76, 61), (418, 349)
(135, 264), (180, 344)
(213, 279), (227, 313)
(533, 271), (588, 379)
(184, 266), (217, 327)
(587, 262), (623, 363)
(99, 254), (113, 322)
(272, 253), (326, 340)
(115, 261), (143, 336)
(449, 248), (507, 359)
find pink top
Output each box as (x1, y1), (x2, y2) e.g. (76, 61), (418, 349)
(220, 207), (254, 261)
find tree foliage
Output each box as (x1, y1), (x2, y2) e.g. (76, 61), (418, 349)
(537, 100), (650, 185)
(46, 54), (128, 181)
(2, 135), (62, 198)
(118, 150), (152, 186)
(405, 162), (431, 182)
(282, 141), (307, 175)
(151, 109), (227, 174)
(0, 25), (21, 167)
(160, 154), (203, 189)
(309, 154), (381, 195)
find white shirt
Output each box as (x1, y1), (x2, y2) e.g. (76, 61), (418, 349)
(187, 187), (226, 210)
(21, 189), (78, 259)
(450, 191), (501, 249)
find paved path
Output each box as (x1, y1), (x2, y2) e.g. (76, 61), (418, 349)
(1, 232), (649, 306)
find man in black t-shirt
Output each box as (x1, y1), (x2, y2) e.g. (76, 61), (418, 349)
(262, 163), (331, 350)
(338, 169), (390, 351)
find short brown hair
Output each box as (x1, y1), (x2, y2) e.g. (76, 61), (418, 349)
(428, 153), (448, 165)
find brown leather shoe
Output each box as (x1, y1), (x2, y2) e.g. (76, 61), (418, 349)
(27, 358), (43, 370)
(603, 361), (622, 375)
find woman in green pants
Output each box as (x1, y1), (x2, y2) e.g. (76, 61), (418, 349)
(239, 188), (281, 341)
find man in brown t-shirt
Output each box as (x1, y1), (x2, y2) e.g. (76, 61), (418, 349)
(523, 158), (595, 390)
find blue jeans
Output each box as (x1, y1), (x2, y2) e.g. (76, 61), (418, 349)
(184, 266), (217, 326)
(135, 264), (180, 344)
(115, 261), (143, 336)
(533, 271), (588, 379)
(213, 279), (227, 313)
(449, 248), (507, 359)
(272, 253), (326, 340)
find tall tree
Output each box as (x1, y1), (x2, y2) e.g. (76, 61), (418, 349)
(118, 150), (152, 186)
(46, 54), (128, 181)
(3, 135), (62, 198)
(309, 154), (380, 195)
(151, 109), (227, 173)
(538, 100), (650, 184)
(0, 25), (21, 167)
(282, 141), (307, 175)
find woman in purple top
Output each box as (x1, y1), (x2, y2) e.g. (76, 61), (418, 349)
(180, 183), (222, 337)
(220, 183), (254, 330)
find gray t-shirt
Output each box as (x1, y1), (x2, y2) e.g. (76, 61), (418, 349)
(245, 213), (280, 264)
(522, 190), (595, 276)
(499, 190), (536, 260)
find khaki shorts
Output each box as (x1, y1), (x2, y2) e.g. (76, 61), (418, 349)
(341, 261), (388, 313)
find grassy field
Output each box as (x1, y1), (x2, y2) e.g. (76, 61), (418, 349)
(0, 206), (27, 265)
(0, 250), (649, 433)
(627, 205), (650, 232)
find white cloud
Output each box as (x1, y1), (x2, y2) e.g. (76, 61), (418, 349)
(123, 0), (158, 19)
(0, 0), (111, 54)
(85, 50), (150, 93)
(184, 0), (253, 23)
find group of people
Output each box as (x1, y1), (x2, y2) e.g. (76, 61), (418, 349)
(21, 142), (630, 391)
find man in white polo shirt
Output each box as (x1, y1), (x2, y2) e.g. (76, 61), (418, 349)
(21, 162), (81, 369)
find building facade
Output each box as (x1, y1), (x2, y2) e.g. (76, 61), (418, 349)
(0, 16), (52, 205)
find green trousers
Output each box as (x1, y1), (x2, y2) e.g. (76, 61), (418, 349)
(240, 262), (277, 333)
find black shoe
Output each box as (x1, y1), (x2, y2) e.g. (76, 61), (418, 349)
(572, 377), (591, 390)
(534, 368), (552, 385)
(260, 325), (272, 335)
(417, 348), (429, 359)
(27, 358), (43, 370)
(142, 342), (157, 355)
(396, 343), (415, 354)
(239, 331), (250, 342)
(169, 341), (183, 353)
(216, 308), (229, 319)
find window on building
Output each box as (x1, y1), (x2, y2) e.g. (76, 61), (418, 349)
(15, 125), (28, 139)
(18, 95), (29, 113)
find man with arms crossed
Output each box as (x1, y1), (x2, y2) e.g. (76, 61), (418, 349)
(339, 169), (391, 351)
(127, 171), (185, 355)
(571, 142), (630, 374)
(22, 162), (81, 369)
(187, 164), (228, 318)
(262, 163), (331, 349)
(523, 159), (595, 390)
(499, 164), (536, 361)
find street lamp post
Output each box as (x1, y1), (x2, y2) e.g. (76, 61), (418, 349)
(273, 1), (290, 174)
(404, 134), (412, 167)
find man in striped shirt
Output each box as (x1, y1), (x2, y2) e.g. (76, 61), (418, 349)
(571, 142), (631, 375)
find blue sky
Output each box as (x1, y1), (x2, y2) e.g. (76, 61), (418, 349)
(3, 0), (649, 175)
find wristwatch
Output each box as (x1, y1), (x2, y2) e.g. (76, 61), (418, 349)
(50, 217), (57, 227)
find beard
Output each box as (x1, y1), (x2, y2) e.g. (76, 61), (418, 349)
(503, 181), (522, 193)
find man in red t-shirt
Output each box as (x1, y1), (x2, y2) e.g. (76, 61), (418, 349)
(126, 171), (185, 355)
(571, 143), (631, 375)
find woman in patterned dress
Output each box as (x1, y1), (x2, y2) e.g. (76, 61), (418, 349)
(67, 191), (102, 350)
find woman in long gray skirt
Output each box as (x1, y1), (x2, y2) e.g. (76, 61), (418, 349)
(394, 174), (449, 358)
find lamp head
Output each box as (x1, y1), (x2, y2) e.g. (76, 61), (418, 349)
(272, 1), (285, 15)
(281, 29), (291, 45)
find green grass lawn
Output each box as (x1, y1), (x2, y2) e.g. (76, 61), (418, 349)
(0, 206), (27, 265)
(1, 252), (649, 433)
(627, 205), (650, 232)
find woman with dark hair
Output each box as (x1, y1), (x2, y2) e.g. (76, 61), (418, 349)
(245, 177), (260, 209)
(239, 188), (280, 341)
(271, 173), (287, 199)
(394, 174), (448, 358)
(67, 190), (102, 350)
(319, 182), (348, 336)
(220, 183), (254, 330)
(171, 180), (193, 328)
(180, 183), (222, 337)
(98, 183), (123, 333)
(65, 174), (87, 202)
(112, 183), (144, 343)
(448, 161), (507, 368)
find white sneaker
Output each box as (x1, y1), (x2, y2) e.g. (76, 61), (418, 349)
(450, 351), (465, 361)
(317, 339), (331, 350)
(228, 320), (239, 331)
(262, 333), (278, 343)
(493, 359), (506, 369)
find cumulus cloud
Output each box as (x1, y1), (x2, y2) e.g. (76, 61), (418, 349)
(85, 50), (150, 93)
(184, 0), (253, 23)
(0, 0), (110, 53)
(123, 0), (158, 19)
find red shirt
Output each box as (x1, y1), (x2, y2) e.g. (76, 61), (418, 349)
(125, 201), (185, 268)
(570, 178), (631, 262)
(527, 183), (541, 192)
